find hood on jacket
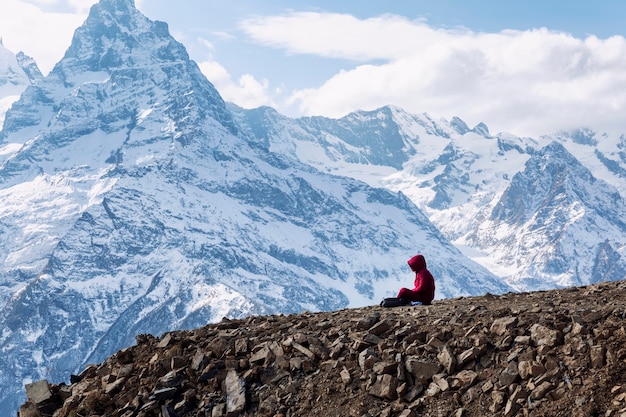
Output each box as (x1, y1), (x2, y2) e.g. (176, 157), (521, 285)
(408, 254), (426, 272)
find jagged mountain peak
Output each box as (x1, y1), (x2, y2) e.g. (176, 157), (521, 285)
(472, 121), (490, 137)
(467, 140), (626, 289)
(0, 2), (514, 414)
(1, 0), (237, 180)
(230, 103), (454, 168)
(59, 0), (172, 74)
(450, 116), (470, 135)
(553, 127), (598, 146)
(96, 0), (136, 11)
(0, 44), (39, 129)
(15, 52), (43, 85)
(490, 141), (600, 225)
(0, 43), (30, 91)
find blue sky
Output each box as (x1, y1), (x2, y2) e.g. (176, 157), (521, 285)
(2, 0), (626, 137)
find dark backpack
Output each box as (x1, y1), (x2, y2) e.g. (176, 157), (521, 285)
(379, 297), (409, 308)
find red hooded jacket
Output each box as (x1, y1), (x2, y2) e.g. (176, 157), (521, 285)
(397, 254), (435, 304)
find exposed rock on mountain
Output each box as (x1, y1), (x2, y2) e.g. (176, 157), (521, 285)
(3, 0), (626, 415)
(14, 51), (43, 85)
(0, 42), (40, 94)
(232, 104), (626, 291)
(20, 279), (626, 417)
(0, 41), (42, 126)
(0, 1), (509, 415)
(467, 141), (626, 289)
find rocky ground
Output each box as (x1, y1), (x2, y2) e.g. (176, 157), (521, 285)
(18, 279), (626, 417)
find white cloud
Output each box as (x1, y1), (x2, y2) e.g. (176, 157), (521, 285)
(240, 12), (435, 61)
(195, 33), (273, 109)
(240, 11), (626, 137)
(0, 0), (93, 75)
(197, 59), (273, 109)
(3, 3), (626, 138)
(65, 0), (96, 13)
(197, 37), (215, 51)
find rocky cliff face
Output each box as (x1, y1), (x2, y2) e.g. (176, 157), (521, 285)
(19, 279), (626, 417)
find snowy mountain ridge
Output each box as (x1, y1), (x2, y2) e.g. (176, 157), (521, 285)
(229, 105), (626, 291)
(0, 1), (512, 414)
(1, 0), (626, 415)
(0, 40), (42, 128)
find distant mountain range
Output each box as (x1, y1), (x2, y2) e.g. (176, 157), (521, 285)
(0, 39), (42, 127)
(229, 103), (626, 290)
(0, 0), (625, 414)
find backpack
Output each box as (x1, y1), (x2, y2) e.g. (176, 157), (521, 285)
(379, 297), (409, 308)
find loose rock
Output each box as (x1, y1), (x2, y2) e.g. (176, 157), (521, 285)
(19, 279), (626, 417)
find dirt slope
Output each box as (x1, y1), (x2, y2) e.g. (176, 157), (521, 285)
(19, 280), (626, 417)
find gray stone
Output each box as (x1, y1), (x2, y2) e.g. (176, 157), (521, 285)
(518, 360), (545, 379)
(157, 333), (173, 348)
(340, 368), (352, 385)
(397, 409), (415, 417)
(373, 361), (397, 375)
(191, 350), (209, 371)
(250, 346), (272, 364)
(452, 370), (477, 389)
(504, 398), (520, 417)
(590, 345), (605, 368)
(499, 362), (519, 386)
(425, 382), (441, 397)
(530, 323), (562, 347)
(530, 381), (555, 400)
(225, 370), (246, 415)
(151, 387), (177, 401)
(359, 348), (378, 371)
(18, 402), (41, 417)
(159, 370), (187, 387)
(105, 377), (126, 395)
(433, 374), (450, 391)
(291, 341), (316, 360)
(405, 358), (439, 384)
(24, 380), (52, 404)
(369, 319), (392, 336)
(457, 347), (480, 367)
(234, 338), (249, 355)
(212, 403), (226, 417)
(369, 374), (398, 400)
(364, 333), (383, 345)
(490, 317), (518, 336)
(490, 390), (506, 413)
(437, 345), (457, 374)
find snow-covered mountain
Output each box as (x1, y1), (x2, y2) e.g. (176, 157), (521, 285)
(230, 105), (626, 291)
(0, 40), (42, 128)
(0, 0), (510, 414)
(465, 141), (626, 289)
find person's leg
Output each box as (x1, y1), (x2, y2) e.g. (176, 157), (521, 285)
(397, 288), (413, 305)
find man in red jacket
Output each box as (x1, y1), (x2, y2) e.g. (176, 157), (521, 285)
(397, 254), (435, 305)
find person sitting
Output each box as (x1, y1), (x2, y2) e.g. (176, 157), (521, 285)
(397, 254), (435, 305)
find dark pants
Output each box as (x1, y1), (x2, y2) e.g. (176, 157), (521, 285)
(397, 288), (432, 305)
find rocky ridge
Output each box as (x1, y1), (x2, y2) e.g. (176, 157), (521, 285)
(18, 279), (626, 417)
